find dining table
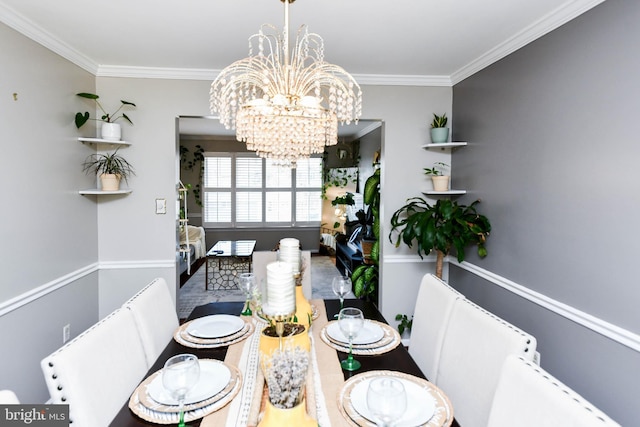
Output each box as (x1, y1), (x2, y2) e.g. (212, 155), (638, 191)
(110, 299), (459, 426)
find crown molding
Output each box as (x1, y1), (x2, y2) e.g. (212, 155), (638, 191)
(3, 0), (606, 86)
(0, 2), (98, 74)
(451, 0), (607, 85)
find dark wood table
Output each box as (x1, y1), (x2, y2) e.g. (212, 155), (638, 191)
(111, 299), (459, 426)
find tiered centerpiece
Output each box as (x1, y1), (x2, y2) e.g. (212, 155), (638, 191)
(278, 238), (313, 328)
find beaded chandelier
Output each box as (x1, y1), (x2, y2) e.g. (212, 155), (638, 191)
(209, 0), (362, 167)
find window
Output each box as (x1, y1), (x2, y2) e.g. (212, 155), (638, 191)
(203, 153), (323, 228)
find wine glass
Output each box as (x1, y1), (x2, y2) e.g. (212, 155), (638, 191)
(237, 272), (256, 316)
(162, 354), (200, 427)
(366, 377), (407, 426)
(332, 276), (352, 317)
(338, 307), (364, 371)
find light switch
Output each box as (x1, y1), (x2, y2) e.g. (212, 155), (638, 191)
(155, 198), (167, 214)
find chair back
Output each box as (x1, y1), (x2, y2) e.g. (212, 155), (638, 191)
(436, 298), (537, 427)
(123, 277), (179, 367)
(0, 389), (19, 404)
(488, 355), (621, 427)
(41, 308), (148, 427)
(408, 274), (464, 383)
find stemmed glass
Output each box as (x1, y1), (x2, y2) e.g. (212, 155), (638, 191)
(332, 276), (352, 318)
(237, 272), (256, 316)
(366, 377), (407, 426)
(162, 354), (200, 427)
(338, 307), (364, 371)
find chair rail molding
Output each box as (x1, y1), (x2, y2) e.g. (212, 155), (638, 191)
(0, 263), (98, 317)
(449, 257), (640, 353)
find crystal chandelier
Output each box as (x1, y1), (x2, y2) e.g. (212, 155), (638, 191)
(209, 0), (362, 167)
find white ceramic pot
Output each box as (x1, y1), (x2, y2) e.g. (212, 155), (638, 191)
(101, 122), (121, 141)
(431, 176), (450, 192)
(100, 174), (121, 191)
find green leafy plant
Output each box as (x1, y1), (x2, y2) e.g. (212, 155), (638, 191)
(430, 113), (448, 129)
(352, 169), (381, 300)
(395, 314), (413, 335)
(321, 167), (358, 199)
(179, 144), (204, 207)
(389, 198), (491, 279)
(331, 192), (355, 207)
(423, 162), (449, 176)
(82, 148), (135, 183)
(75, 92), (136, 128)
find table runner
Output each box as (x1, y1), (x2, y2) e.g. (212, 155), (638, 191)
(200, 299), (346, 427)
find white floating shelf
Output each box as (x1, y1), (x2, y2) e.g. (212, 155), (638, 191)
(79, 189), (132, 195)
(78, 137), (131, 146)
(422, 190), (467, 195)
(422, 142), (468, 149)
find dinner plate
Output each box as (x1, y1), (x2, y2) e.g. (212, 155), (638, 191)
(350, 377), (436, 426)
(147, 359), (232, 406)
(186, 314), (245, 339)
(326, 320), (385, 345)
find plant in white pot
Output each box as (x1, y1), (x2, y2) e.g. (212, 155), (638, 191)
(82, 148), (135, 191)
(424, 162), (450, 192)
(75, 92), (136, 141)
(430, 113), (449, 143)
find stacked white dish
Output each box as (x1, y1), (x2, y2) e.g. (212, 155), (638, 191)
(321, 319), (402, 355)
(338, 370), (454, 427)
(174, 314), (253, 349)
(129, 359), (243, 424)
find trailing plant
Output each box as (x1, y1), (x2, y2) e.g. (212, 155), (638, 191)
(82, 148), (135, 182)
(75, 92), (136, 128)
(423, 162), (449, 176)
(321, 167), (358, 199)
(331, 192), (355, 207)
(395, 313), (413, 335)
(179, 144), (204, 207)
(389, 197), (491, 279)
(430, 113), (448, 129)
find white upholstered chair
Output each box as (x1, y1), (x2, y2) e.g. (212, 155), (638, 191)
(122, 277), (179, 367)
(488, 355), (621, 427)
(436, 298), (537, 427)
(408, 274), (464, 383)
(252, 250), (312, 299)
(41, 308), (148, 427)
(0, 389), (19, 404)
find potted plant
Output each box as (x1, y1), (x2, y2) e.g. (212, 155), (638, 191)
(430, 113), (449, 143)
(395, 313), (413, 337)
(331, 192), (355, 229)
(351, 168), (380, 301)
(424, 162), (450, 192)
(75, 92), (136, 141)
(82, 148), (135, 191)
(389, 197), (491, 279)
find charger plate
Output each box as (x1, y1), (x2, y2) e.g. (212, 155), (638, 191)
(174, 319), (254, 348)
(320, 321), (400, 355)
(129, 361), (242, 423)
(338, 370), (454, 427)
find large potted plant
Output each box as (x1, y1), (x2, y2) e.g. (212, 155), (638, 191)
(75, 92), (136, 141)
(82, 148), (135, 191)
(430, 113), (449, 143)
(389, 197), (491, 278)
(351, 168), (380, 301)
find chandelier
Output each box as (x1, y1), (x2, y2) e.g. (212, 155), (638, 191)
(209, 0), (362, 167)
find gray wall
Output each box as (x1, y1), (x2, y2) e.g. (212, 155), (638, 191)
(0, 22), (99, 402)
(451, 0), (639, 424)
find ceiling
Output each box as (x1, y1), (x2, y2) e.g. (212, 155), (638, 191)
(0, 0), (604, 84)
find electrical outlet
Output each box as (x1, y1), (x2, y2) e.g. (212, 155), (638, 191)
(63, 324), (71, 344)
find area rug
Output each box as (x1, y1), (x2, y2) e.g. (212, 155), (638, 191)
(178, 255), (352, 319)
